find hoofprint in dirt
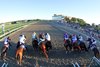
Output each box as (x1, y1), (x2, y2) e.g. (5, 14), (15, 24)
(0, 22), (99, 67)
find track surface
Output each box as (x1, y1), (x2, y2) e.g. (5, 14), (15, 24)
(0, 21), (99, 67)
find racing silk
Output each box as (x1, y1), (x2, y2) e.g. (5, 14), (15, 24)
(19, 35), (26, 44)
(32, 33), (37, 40)
(38, 38), (45, 45)
(64, 33), (69, 40)
(4, 38), (10, 48)
(45, 33), (51, 41)
(92, 39), (96, 45)
(79, 36), (83, 42)
(88, 38), (97, 50)
(90, 44), (96, 50)
(72, 35), (77, 43)
(19, 35), (22, 41)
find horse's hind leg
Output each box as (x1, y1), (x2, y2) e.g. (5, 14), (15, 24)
(44, 51), (48, 60)
(1, 52), (4, 60)
(16, 51), (19, 64)
(1, 48), (7, 61)
(19, 53), (22, 65)
(77, 46), (81, 51)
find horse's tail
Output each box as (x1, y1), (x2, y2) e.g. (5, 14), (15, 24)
(41, 43), (48, 59)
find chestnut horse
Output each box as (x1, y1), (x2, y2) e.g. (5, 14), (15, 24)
(39, 41), (48, 60)
(16, 45), (26, 65)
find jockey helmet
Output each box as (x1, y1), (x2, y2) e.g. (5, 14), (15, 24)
(33, 32), (36, 35)
(7, 36), (11, 40)
(72, 34), (76, 36)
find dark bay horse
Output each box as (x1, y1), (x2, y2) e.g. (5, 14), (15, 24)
(32, 39), (38, 50)
(79, 41), (88, 51)
(87, 38), (99, 57)
(64, 39), (72, 52)
(1, 45), (8, 61)
(72, 41), (81, 51)
(1, 42), (11, 61)
(45, 40), (52, 51)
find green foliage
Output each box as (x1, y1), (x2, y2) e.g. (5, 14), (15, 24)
(71, 17), (77, 23)
(64, 16), (86, 26)
(76, 18), (86, 26)
(94, 25), (100, 30)
(64, 16), (71, 22)
(92, 23), (96, 27)
(0, 21), (31, 35)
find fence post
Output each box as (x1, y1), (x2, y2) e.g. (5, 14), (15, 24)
(2, 23), (5, 34)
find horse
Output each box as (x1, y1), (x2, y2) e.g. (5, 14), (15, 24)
(1, 42), (11, 61)
(32, 39), (38, 51)
(92, 47), (99, 58)
(15, 45), (26, 65)
(87, 38), (99, 57)
(39, 41), (48, 60)
(1, 45), (8, 61)
(64, 39), (72, 52)
(78, 41), (88, 51)
(72, 41), (81, 51)
(45, 40), (52, 52)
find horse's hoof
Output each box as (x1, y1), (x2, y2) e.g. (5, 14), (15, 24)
(46, 60), (48, 62)
(17, 61), (19, 64)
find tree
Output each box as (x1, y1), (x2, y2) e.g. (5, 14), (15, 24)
(77, 18), (86, 26)
(71, 17), (77, 23)
(64, 16), (71, 22)
(92, 23), (96, 27)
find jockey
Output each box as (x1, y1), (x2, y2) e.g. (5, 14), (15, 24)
(38, 33), (45, 46)
(78, 34), (83, 45)
(64, 33), (69, 41)
(4, 36), (11, 48)
(45, 33), (51, 41)
(19, 34), (26, 45)
(92, 38), (96, 45)
(72, 34), (77, 44)
(32, 32), (37, 41)
(88, 37), (97, 50)
(79, 35), (83, 42)
(18, 35), (22, 41)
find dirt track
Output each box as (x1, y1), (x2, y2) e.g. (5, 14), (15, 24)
(0, 21), (97, 67)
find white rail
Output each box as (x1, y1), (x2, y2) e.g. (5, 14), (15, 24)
(1, 63), (8, 67)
